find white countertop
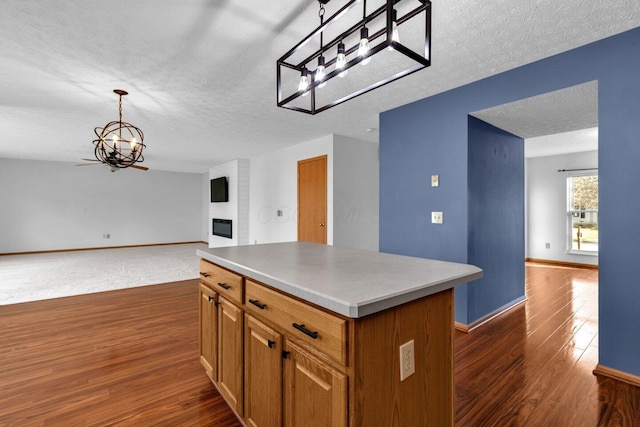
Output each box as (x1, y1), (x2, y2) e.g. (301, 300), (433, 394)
(197, 242), (482, 318)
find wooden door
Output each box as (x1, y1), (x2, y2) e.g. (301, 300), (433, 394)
(284, 340), (347, 427)
(244, 315), (283, 427)
(199, 283), (218, 380)
(298, 155), (327, 244)
(217, 296), (244, 415)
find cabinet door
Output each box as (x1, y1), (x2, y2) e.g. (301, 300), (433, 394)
(244, 314), (282, 427)
(218, 296), (244, 415)
(199, 283), (217, 380)
(284, 341), (347, 427)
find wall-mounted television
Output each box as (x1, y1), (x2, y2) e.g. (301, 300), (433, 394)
(210, 176), (228, 202)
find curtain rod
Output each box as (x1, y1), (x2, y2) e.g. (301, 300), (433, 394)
(557, 168), (598, 172)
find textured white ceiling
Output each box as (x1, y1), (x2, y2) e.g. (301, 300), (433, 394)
(1, 1), (639, 172)
(471, 81), (598, 140)
(525, 127), (598, 158)
(472, 81), (599, 157)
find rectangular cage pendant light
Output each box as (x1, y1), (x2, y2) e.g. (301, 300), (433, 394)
(277, 0), (431, 115)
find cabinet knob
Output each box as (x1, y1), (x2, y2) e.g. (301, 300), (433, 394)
(268, 340), (276, 349)
(319, 222), (325, 227)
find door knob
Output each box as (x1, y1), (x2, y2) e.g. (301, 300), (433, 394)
(320, 222), (325, 227)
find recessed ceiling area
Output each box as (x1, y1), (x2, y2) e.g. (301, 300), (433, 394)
(470, 81), (598, 158)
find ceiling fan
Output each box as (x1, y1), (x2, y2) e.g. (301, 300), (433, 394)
(76, 158), (149, 172)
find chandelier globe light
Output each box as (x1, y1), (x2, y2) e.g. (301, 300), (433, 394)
(277, 0), (431, 115)
(92, 89), (146, 171)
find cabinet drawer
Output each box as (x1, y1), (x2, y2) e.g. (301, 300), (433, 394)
(200, 260), (243, 305)
(245, 279), (347, 365)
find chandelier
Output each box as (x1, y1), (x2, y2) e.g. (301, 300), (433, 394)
(277, 0), (431, 114)
(92, 89), (146, 171)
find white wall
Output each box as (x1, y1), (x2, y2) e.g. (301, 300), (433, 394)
(526, 150), (598, 265)
(333, 135), (379, 251)
(249, 135), (334, 245)
(0, 158), (204, 253)
(248, 134), (380, 252)
(209, 159), (250, 248)
(201, 173), (210, 241)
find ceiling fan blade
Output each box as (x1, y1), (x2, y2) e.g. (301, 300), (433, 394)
(131, 165), (149, 171)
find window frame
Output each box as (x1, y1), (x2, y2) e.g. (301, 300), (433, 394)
(566, 171), (598, 255)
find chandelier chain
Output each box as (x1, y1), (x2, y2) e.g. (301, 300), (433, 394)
(118, 94), (123, 138)
(118, 94), (123, 123)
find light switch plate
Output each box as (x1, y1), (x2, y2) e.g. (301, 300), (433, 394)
(431, 211), (443, 224)
(431, 174), (439, 187)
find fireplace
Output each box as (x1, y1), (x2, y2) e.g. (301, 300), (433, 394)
(212, 218), (232, 239)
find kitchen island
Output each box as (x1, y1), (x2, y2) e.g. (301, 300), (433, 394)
(197, 242), (482, 426)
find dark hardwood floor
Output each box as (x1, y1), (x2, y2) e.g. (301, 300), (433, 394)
(1, 265), (638, 426)
(455, 262), (639, 426)
(0, 280), (240, 426)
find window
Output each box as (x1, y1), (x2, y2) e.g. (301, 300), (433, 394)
(567, 174), (598, 253)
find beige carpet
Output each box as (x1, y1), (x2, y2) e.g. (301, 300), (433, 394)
(0, 243), (207, 306)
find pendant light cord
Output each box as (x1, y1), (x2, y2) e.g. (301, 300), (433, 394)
(319, 2), (325, 49)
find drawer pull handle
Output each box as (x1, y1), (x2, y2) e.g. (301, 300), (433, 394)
(268, 340), (276, 349)
(200, 272), (211, 278)
(292, 323), (318, 339)
(249, 299), (267, 309)
(217, 282), (231, 290)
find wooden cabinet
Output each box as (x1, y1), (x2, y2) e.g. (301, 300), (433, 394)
(245, 279), (347, 364)
(244, 315), (282, 427)
(198, 283), (217, 380)
(199, 258), (455, 427)
(200, 259), (243, 305)
(283, 340), (347, 427)
(217, 296), (244, 416)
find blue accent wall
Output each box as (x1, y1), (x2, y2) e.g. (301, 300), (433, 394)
(380, 27), (640, 376)
(466, 117), (524, 323)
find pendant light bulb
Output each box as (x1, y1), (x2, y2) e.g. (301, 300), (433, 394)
(336, 42), (348, 78)
(298, 67), (310, 96)
(387, 10), (400, 51)
(391, 21), (400, 43)
(130, 136), (137, 151)
(359, 27), (371, 65)
(315, 56), (327, 88)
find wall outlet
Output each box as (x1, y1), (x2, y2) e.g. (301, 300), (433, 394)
(431, 211), (443, 224)
(399, 339), (415, 381)
(545, 242), (551, 249)
(431, 174), (440, 187)
(103, 233), (110, 239)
